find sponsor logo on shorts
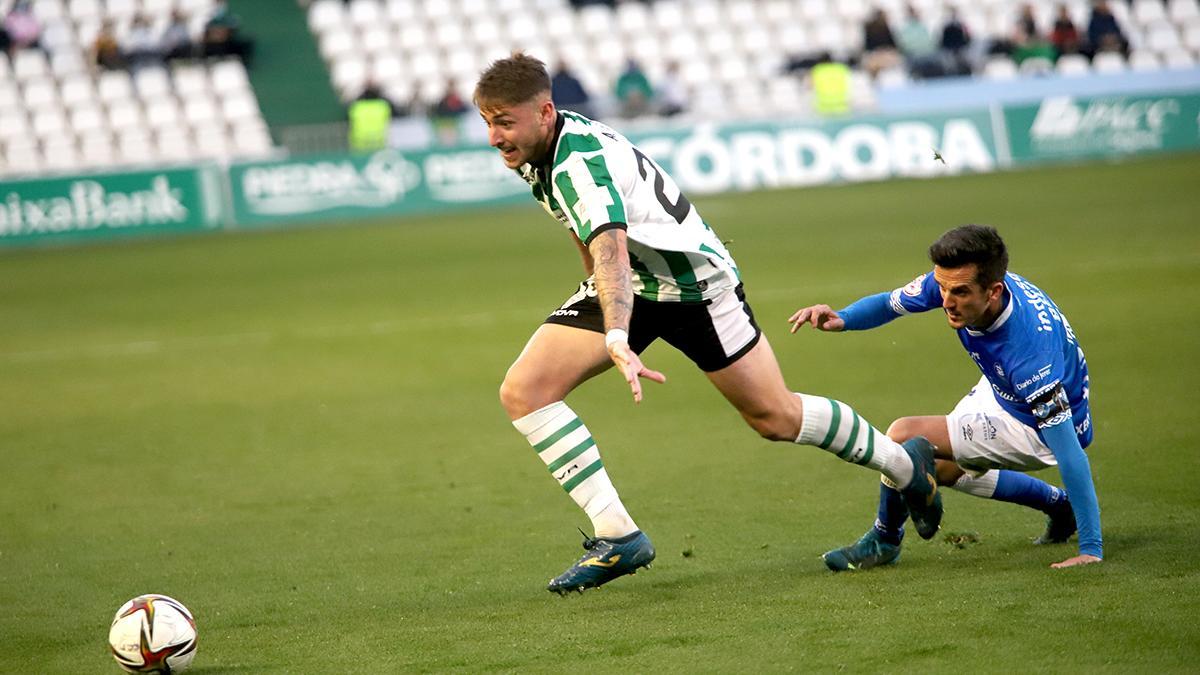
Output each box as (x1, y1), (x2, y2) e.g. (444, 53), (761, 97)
(961, 424), (974, 442)
(551, 309), (580, 317)
(983, 418), (998, 441)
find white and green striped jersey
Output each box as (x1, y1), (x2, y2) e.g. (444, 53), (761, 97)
(518, 111), (740, 302)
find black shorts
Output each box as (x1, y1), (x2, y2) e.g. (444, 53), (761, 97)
(543, 279), (762, 372)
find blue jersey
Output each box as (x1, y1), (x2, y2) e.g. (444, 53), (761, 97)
(888, 271), (1092, 446)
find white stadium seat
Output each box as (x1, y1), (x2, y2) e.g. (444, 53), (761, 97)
(67, 0), (103, 23)
(70, 104), (109, 136)
(183, 97), (220, 127)
(1056, 53), (1091, 76)
(134, 68), (173, 100)
(348, 0), (384, 29)
(43, 138), (82, 172)
(22, 81), (61, 111)
(107, 100), (145, 132)
(32, 0), (67, 23)
(982, 56), (1018, 80)
(221, 92), (262, 123)
(211, 60), (251, 95)
(97, 71), (135, 104)
(173, 65), (211, 98)
(1163, 47), (1196, 68)
(309, 0), (347, 34)
(12, 50), (49, 82)
(32, 109), (70, 141)
(1170, 0), (1200, 22)
(1128, 50), (1161, 71)
(1093, 51), (1127, 73)
(144, 99), (183, 130)
(1133, 0), (1168, 26)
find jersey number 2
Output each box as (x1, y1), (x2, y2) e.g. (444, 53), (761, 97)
(632, 148), (691, 224)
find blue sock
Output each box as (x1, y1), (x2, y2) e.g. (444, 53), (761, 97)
(992, 470), (1067, 513)
(872, 482), (908, 545)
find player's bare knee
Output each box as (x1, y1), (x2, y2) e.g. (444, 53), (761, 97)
(499, 373), (538, 420)
(886, 417), (920, 443)
(743, 409), (798, 442)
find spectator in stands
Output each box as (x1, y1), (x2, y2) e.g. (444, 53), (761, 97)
(1050, 5), (1082, 58)
(160, 10), (196, 62)
(123, 14), (163, 71)
(808, 53), (851, 117)
(203, 0), (255, 64)
(939, 7), (972, 75)
(1087, 0), (1128, 57)
(896, 5), (944, 79)
(92, 21), (125, 71)
(1011, 4), (1057, 66)
(550, 61), (594, 119)
(657, 62), (687, 117)
(349, 80), (394, 153)
(861, 8), (903, 79)
(0, 25), (9, 55)
(3, 1), (41, 52)
(433, 78), (469, 145)
(614, 58), (654, 119)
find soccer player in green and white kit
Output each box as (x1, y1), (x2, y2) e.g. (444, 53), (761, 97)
(476, 53), (942, 594)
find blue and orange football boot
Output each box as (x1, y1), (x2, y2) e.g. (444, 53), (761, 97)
(547, 529), (656, 595)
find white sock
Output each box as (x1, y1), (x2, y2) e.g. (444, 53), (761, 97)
(512, 401), (637, 539)
(795, 393), (915, 488)
(952, 470), (999, 498)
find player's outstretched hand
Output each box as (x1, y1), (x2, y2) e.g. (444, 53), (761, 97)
(607, 340), (666, 404)
(1051, 554), (1102, 569)
(788, 304), (845, 333)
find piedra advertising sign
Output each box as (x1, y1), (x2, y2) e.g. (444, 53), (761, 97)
(0, 167), (222, 245)
(1004, 92), (1200, 163)
(227, 148), (530, 226)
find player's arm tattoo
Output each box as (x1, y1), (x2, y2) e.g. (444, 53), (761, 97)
(588, 228), (633, 333)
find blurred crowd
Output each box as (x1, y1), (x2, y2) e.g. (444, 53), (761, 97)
(849, 0), (1130, 81)
(1, 0), (255, 73)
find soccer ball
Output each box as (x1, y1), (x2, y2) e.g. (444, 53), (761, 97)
(107, 594), (197, 673)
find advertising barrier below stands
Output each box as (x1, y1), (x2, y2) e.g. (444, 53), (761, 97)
(1005, 91), (1200, 163)
(0, 166), (224, 246)
(2, 90), (1196, 247)
(226, 147), (530, 226)
(627, 109), (1000, 195)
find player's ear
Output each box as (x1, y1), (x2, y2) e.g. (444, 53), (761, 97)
(987, 281), (1005, 302)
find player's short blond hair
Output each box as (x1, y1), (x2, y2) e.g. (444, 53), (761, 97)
(474, 52), (551, 110)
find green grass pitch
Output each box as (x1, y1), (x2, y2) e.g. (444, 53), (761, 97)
(2, 153), (1198, 672)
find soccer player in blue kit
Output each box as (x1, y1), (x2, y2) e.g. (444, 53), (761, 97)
(790, 225), (1102, 569)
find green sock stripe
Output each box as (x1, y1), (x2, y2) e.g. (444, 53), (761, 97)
(547, 437), (596, 473)
(532, 417), (583, 453)
(818, 399), (841, 449)
(562, 459), (604, 493)
(837, 413), (862, 460)
(856, 426), (876, 465)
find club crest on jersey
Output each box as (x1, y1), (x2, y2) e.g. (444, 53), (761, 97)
(902, 274), (927, 297)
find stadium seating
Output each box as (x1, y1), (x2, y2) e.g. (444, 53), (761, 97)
(0, 0), (274, 178)
(305, 0), (1200, 121)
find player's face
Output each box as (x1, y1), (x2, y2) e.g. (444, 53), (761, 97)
(933, 264), (1003, 330)
(479, 96), (556, 169)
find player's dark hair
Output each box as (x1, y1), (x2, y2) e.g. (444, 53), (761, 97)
(474, 52), (551, 109)
(928, 225), (1009, 287)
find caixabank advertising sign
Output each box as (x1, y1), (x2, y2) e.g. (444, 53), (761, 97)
(0, 166), (223, 245)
